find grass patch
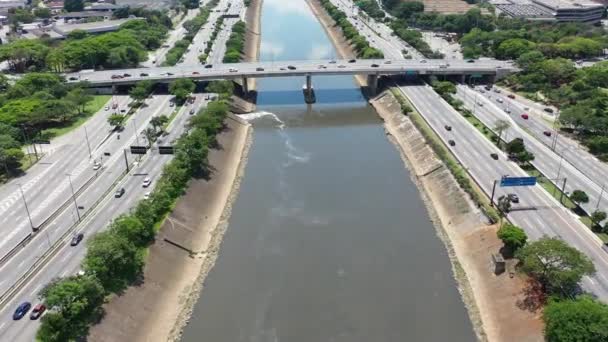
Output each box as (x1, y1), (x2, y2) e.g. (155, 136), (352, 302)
(164, 105), (182, 130)
(42, 95), (111, 138)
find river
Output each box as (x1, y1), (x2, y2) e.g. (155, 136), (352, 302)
(180, 0), (476, 340)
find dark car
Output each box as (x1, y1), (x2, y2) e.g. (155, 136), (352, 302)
(192, 71), (200, 75)
(287, 65), (296, 70)
(140, 73), (149, 77)
(29, 304), (46, 320)
(114, 187), (125, 198)
(448, 140), (455, 146)
(68, 76), (78, 81)
(371, 63), (379, 67)
(484, 85), (492, 91)
(466, 59), (475, 63)
(507, 94), (515, 99)
(123, 73), (131, 77)
(544, 107), (554, 113)
(13, 302), (31, 320)
(490, 153), (499, 160)
(444, 125), (452, 131)
(543, 130), (552, 137)
(111, 75), (122, 80)
(204, 64), (213, 69)
(166, 72), (174, 76)
(256, 67), (264, 71)
(508, 193), (519, 203)
(70, 233), (84, 246)
(348, 59), (356, 63)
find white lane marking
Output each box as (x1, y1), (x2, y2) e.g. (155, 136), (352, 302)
(32, 284), (42, 295)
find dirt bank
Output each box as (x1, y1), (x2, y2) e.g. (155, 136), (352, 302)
(370, 91), (544, 342)
(306, 0), (367, 87)
(88, 115), (253, 342)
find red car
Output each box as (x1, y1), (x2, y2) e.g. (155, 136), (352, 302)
(192, 71), (200, 75)
(521, 113), (529, 120)
(507, 94), (515, 99)
(29, 304), (46, 320)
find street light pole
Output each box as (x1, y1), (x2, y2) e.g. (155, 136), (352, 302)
(596, 184), (605, 211)
(66, 174), (81, 222)
(84, 125), (92, 159)
(18, 184), (35, 232)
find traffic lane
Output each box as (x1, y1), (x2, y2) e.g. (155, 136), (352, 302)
(402, 85), (608, 301)
(0, 153), (172, 342)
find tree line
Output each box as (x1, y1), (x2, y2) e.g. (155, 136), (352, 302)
(36, 80), (234, 341)
(318, 0), (384, 59)
(223, 21), (246, 63)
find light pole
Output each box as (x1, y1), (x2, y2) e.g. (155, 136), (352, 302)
(18, 184), (35, 232)
(84, 125), (92, 159)
(66, 173), (81, 222)
(596, 184), (605, 211)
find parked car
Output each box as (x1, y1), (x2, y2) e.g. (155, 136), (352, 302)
(384, 60), (392, 64)
(504, 108), (511, 113)
(13, 302), (31, 320)
(166, 72), (174, 76)
(490, 153), (498, 160)
(318, 65), (326, 69)
(329, 60), (337, 64)
(142, 177), (152, 187)
(521, 114), (529, 120)
(70, 233), (84, 246)
(448, 140), (455, 146)
(493, 88), (501, 93)
(144, 192), (151, 200)
(114, 187), (125, 198)
(444, 125), (452, 131)
(169, 102), (175, 107)
(496, 98), (503, 103)
(543, 130), (552, 137)
(29, 304), (46, 320)
(507, 193), (519, 203)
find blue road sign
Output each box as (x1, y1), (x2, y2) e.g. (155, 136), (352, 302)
(500, 176), (536, 187)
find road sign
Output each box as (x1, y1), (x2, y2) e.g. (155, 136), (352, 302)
(158, 146), (174, 155)
(500, 176), (536, 187)
(130, 146), (147, 155)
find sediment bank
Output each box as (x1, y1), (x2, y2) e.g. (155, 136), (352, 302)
(88, 115), (253, 342)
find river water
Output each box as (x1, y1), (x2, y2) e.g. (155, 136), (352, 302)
(180, 0), (475, 341)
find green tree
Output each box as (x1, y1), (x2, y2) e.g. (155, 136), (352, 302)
(206, 80), (234, 96)
(110, 214), (154, 247)
(64, 0), (84, 12)
(496, 195), (511, 223)
(516, 237), (595, 295)
(107, 114), (125, 130)
(0, 148), (24, 173)
(544, 296), (608, 342)
(36, 313), (71, 342)
(169, 78), (195, 105)
(432, 81), (456, 98)
(497, 223), (527, 253)
(570, 190), (589, 207)
(495, 39), (536, 60)
(129, 80), (153, 104)
(34, 7), (51, 19)
(590, 210), (606, 228)
(493, 119), (510, 146)
(150, 115), (169, 133)
(65, 88), (93, 114)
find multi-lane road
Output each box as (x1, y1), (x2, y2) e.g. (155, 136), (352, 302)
(0, 95), (209, 341)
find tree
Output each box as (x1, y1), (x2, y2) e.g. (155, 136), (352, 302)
(0, 148), (24, 173)
(142, 127), (156, 148)
(64, 0), (84, 12)
(169, 78), (195, 105)
(543, 296), (608, 342)
(129, 80), (153, 104)
(37, 313), (71, 342)
(110, 215), (154, 247)
(571, 190), (589, 207)
(496, 195), (511, 223)
(150, 115), (169, 133)
(34, 7), (51, 19)
(590, 210), (606, 228)
(206, 80), (234, 96)
(493, 120), (510, 147)
(516, 237), (595, 295)
(497, 223), (527, 253)
(107, 114), (125, 130)
(506, 137), (525, 154)
(432, 81), (456, 97)
(65, 88), (93, 114)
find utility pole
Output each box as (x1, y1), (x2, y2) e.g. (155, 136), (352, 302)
(553, 154), (564, 196)
(66, 174), (81, 222)
(490, 179), (498, 207)
(123, 149), (130, 172)
(84, 125), (92, 159)
(596, 184), (605, 211)
(560, 178), (567, 204)
(18, 184), (35, 232)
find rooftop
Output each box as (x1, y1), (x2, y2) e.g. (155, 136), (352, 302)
(532, 0), (604, 10)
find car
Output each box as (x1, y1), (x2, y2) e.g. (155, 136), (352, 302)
(204, 64), (213, 69)
(229, 68), (238, 72)
(112, 103), (119, 109)
(448, 140), (455, 146)
(484, 85), (492, 91)
(329, 60), (337, 64)
(521, 114), (529, 119)
(507, 193), (519, 203)
(493, 88), (501, 93)
(29, 304), (46, 320)
(13, 302), (31, 320)
(371, 63), (379, 67)
(256, 67), (264, 71)
(338, 65), (346, 68)
(490, 153), (499, 160)
(111, 75), (122, 79)
(77, 269), (85, 276)
(152, 60), (157, 64)
(384, 60), (392, 64)
(165, 72), (174, 76)
(544, 107), (554, 113)
(123, 73), (131, 77)
(479, 89), (485, 93)
(477, 101), (484, 107)
(420, 59), (427, 63)
(140, 73), (149, 77)
(93, 162), (101, 170)
(543, 130), (552, 137)
(467, 59), (475, 63)
(69, 76), (78, 81)
(144, 191), (151, 200)
(114, 187), (125, 198)
(504, 108), (511, 113)
(169, 102), (175, 107)
(348, 59), (356, 63)
(104, 105), (110, 111)
(70, 233), (84, 246)
(507, 94), (515, 99)
(280, 67), (285, 70)
(189, 108), (195, 115)
(287, 65), (296, 70)
(120, 108), (127, 113)
(142, 177), (152, 187)
(192, 71), (200, 75)
(444, 125), (452, 131)
(496, 98), (503, 103)
(318, 65), (326, 69)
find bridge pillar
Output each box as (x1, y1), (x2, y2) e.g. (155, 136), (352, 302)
(303, 74), (316, 104)
(367, 74), (378, 96)
(242, 76), (249, 94)
(459, 74), (466, 84)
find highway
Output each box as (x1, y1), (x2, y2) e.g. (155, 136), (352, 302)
(69, 58), (515, 86)
(0, 95), (209, 341)
(459, 85), (608, 214)
(400, 83), (608, 301)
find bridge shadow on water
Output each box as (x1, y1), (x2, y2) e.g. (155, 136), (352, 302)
(256, 88), (366, 106)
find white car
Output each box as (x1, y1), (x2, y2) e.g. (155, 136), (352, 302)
(497, 98), (504, 103)
(142, 177), (152, 187)
(93, 162), (101, 170)
(144, 191), (151, 199)
(229, 68), (238, 72)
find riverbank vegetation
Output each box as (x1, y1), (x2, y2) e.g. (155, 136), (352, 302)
(223, 21), (246, 63)
(35, 81), (234, 341)
(318, 0), (384, 59)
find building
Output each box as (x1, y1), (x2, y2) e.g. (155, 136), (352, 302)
(495, 0), (605, 23)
